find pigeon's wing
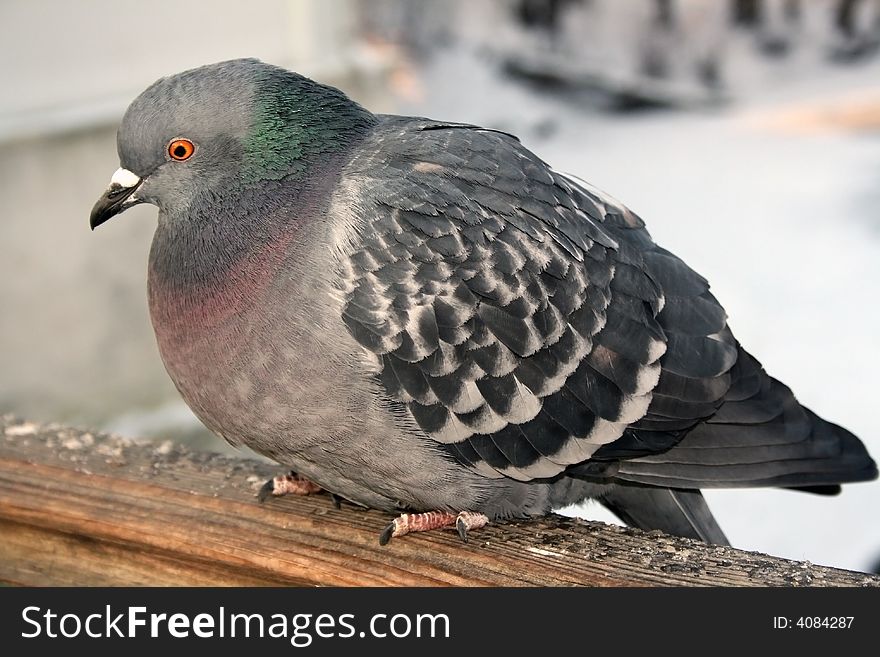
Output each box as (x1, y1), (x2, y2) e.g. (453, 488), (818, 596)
(564, 208), (876, 490)
(583, 211), (877, 489)
(339, 117), (662, 482)
(338, 117), (877, 489)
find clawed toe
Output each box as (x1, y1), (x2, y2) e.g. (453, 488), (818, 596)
(378, 522), (397, 546)
(257, 478), (277, 503)
(455, 511), (488, 543)
(256, 471), (323, 502)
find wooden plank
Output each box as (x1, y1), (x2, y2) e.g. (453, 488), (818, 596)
(0, 415), (877, 587)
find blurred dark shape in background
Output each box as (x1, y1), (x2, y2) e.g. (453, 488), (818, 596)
(732, 0), (763, 25)
(517, 0), (584, 35)
(833, 0), (880, 59)
(504, 0), (879, 109)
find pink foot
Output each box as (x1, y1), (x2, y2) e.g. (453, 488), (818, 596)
(379, 510), (489, 545)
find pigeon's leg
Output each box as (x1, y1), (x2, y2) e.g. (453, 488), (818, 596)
(257, 471), (323, 502)
(379, 511), (489, 545)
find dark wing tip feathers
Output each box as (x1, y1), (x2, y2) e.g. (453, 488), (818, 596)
(802, 408), (878, 482)
(614, 369), (878, 490)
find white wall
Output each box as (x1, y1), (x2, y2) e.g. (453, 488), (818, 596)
(0, 0), (359, 140)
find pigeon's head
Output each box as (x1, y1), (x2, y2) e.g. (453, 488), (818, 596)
(90, 58), (375, 229)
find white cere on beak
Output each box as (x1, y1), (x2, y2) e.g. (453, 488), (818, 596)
(110, 168), (141, 188)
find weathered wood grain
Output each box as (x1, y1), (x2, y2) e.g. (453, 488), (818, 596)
(1, 415), (877, 587)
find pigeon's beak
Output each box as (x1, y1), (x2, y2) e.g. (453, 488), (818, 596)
(89, 168), (143, 230)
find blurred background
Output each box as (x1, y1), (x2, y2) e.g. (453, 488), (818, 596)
(1, 0), (878, 572)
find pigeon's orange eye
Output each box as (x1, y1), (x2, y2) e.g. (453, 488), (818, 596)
(168, 138), (195, 161)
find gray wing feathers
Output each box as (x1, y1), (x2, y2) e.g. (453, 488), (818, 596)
(338, 117), (877, 493)
(339, 118), (665, 480)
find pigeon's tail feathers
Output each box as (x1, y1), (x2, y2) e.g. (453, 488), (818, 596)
(600, 485), (730, 546)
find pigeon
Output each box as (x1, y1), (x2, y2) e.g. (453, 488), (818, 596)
(90, 59), (877, 546)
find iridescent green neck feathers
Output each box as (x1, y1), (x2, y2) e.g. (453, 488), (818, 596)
(244, 70), (377, 182)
